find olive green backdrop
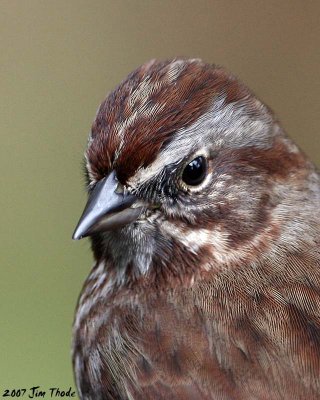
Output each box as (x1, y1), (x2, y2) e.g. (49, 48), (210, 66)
(1, 0), (319, 396)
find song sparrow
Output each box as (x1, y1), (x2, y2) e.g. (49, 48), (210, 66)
(72, 59), (320, 399)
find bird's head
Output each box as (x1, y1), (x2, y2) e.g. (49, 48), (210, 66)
(73, 59), (313, 283)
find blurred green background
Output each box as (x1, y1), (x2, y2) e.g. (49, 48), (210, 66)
(1, 0), (319, 396)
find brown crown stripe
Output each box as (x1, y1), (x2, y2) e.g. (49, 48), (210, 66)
(87, 59), (251, 184)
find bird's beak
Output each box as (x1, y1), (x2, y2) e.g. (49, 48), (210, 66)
(72, 171), (141, 240)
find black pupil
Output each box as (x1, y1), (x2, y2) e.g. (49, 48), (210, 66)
(182, 156), (207, 186)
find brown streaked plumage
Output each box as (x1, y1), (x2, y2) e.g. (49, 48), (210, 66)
(72, 58), (320, 399)
(87, 59), (250, 185)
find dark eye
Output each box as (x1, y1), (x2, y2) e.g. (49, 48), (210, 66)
(182, 156), (207, 186)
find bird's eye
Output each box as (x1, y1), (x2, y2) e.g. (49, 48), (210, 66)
(182, 156), (207, 186)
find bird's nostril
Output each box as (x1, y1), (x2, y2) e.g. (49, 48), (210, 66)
(115, 182), (125, 194)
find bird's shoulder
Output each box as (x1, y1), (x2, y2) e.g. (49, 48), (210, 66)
(74, 245), (320, 399)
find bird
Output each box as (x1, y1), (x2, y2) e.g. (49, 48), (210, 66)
(72, 58), (320, 400)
